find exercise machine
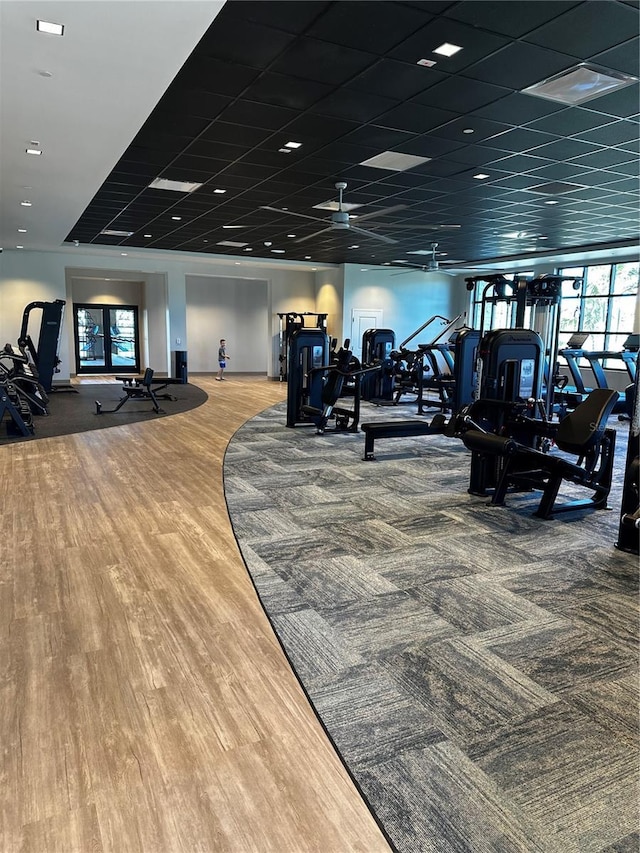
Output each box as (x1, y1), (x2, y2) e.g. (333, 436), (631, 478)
(360, 328), (395, 403)
(286, 326), (330, 427)
(616, 368), (640, 554)
(461, 389), (618, 519)
(277, 312), (328, 382)
(95, 369), (181, 415)
(18, 299), (66, 392)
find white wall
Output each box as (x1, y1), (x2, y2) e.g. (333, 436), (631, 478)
(342, 264), (467, 351)
(0, 246), (325, 380)
(185, 275), (268, 373)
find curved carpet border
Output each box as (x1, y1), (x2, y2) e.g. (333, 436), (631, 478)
(3, 382), (208, 443)
(224, 399), (638, 853)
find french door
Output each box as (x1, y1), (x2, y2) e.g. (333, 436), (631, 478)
(74, 303), (140, 374)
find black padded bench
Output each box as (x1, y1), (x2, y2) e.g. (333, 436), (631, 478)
(361, 415), (446, 460)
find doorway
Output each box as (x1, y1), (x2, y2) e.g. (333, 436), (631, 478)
(350, 308), (384, 362)
(74, 303), (140, 374)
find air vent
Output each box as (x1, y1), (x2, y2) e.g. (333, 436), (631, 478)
(100, 229), (134, 237)
(217, 240), (248, 248)
(529, 182), (584, 195)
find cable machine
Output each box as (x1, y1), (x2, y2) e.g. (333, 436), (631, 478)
(277, 312), (328, 382)
(18, 299), (66, 392)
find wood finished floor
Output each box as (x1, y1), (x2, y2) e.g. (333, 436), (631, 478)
(0, 375), (391, 853)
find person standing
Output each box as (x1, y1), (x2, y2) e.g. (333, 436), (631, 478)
(216, 339), (230, 380)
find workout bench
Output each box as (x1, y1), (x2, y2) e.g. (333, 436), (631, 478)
(95, 368), (181, 415)
(361, 414), (447, 460)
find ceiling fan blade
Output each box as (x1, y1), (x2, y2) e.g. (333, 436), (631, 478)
(293, 226), (334, 243)
(370, 224), (462, 231)
(355, 204), (407, 223)
(349, 225), (398, 244)
(260, 206), (325, 223)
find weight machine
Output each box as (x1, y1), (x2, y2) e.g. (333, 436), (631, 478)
(18, 299), (66, 393)
(277, 312), (328, 382)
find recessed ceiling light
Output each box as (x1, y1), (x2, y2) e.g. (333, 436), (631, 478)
(473, 173), (490, 180)
(222, 225), (244, 229)
(16, 245), (24, 249)
(462, 128), (474, 134)
(271, 249), (285, 253)
(148, 177), (202, 193)
(544, 200), (559, 205)
(143, 234), (152, 238)
(244, 247), (253, 252)
(17, 229), (27, 233)
(26, 148), (42, 156)
(285, 141), (302, 149)
(433, 42), (462, 57)
(121, 253), (128, 256)
(522, 62), (638, 106)
(360, 151), (431, 172)
(235, 262), (241, 265)
(171, 216), (182, 221)
(20, 200), (32, 206)
(213, 188), (226, 194)
(100, 229), (134, 237)
(538, 236), (548, 240)
(304, 256), (311, 259)
(287, 234), (296, 238)
(348, 245), (360, 249)
(37, 20), (64, 36)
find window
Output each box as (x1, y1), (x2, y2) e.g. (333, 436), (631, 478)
(558, 262), (639, 367)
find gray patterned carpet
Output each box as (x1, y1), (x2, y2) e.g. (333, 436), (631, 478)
(224, 400), (639, 853)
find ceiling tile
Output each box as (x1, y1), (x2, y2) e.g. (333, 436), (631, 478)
(465, 42), (579, 89)
(443, 1), (581, 38)
(270, 37), (378, 86)
(523, 2), (639, 58)
(307, 2), (434, 53)
(389, 17), (509, 72)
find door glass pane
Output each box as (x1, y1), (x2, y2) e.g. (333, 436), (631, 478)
(109, 308), (137, 368)
(77, 307), (105, 368)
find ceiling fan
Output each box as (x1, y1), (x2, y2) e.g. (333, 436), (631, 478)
(392, 243), (500, 277)
(261, 181), (410, 245)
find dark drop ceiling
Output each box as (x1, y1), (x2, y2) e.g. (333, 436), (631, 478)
(67, 0), (640, 269)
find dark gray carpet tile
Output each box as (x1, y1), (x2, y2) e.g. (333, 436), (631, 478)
(309, 664), (446, 769)
(464, 703), (639, 853)
(480, 620), (637, 693)
(359, 740), (547, 853)
(413, 576), (548, 634)
(382, 636), (554, 746)
(565, 674), (639, 746)
(223, 507), (307, 541)
(248, 532), (351, 567)
(323, 591), (460, 656)
(270, 609), (364, 680)
(224, 399), (639, 852)
(598, 831), (640, 852)
(269, 554), (399, 613)
(497, 562), (632, 609)
(559, 593), (640, 648)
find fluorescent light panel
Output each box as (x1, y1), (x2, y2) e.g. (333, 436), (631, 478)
(148, 177), (202, 193)
(433, 42), (462, 57)
(37, 20), (64, 35)
(522, 63), (638, 105)
(359, 151), (431, 172)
